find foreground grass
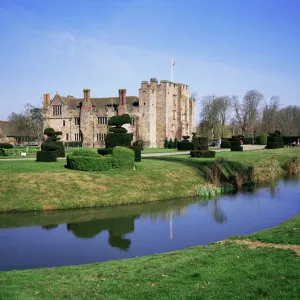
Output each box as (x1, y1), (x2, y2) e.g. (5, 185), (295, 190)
(0, 148), (299, 212)
(1, 215), (300, 300)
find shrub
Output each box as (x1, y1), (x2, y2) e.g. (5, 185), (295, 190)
(182, 135), (190, 141)
(128, 145), (141, 162)
(105, 133), (132, 148)
(243, 137), (254, 145)
(194, 183), (234, 197)
(192, 136), (209, 151)
(284, 156), (300, 175)
(221, 140), (231, 148)
(108, 114), (132, 127)
(98, 148), (114, 156)
(267, 131), (284, 149)
(255, 133), (267, 145)
(56, 141), (65, 157)
(36, 151), (57, 162)
(112, 146), (134, 169)
(177, 141), (194, 151)
(67, 154), (114, 171)
(282, 136), (300, 145)
(164, 138), (168, 148)
(231, 139), (243, 151)
(108, 127), (128, 133)
(174, 138), (178, 149)
(190, 150), (216, 158)
(72, 149), (99, 157)
(168, 139), (173, 149)
(0, 143), (13, 156)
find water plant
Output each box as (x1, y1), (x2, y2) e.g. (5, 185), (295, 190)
(194, 183), (235, 198)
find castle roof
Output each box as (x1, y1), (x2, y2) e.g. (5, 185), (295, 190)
(52, 95), (139, 110)
(0, 121), (26, 137)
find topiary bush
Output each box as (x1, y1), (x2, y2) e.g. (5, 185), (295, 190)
(105, 114), (133, 148)
(243, 137), (254, 145)
(98, 148), (114, 156)
(36, 151), (57, 162)
(108, 127), (128, 133)
(254, 133), (267, 145)
(190, 150), (216, 158)
(0, 143), (13, 156)
(221, 140), (231, 148)
(67, 154), (114, 171)
(37, 127), (65, 162)
(267, 131), (284, 149)
(177, 141), (194, 151)
(128, 145), (141, 162)
(192, 136), (209, 151)
(164, 138), (168, 148)
(112, 146), (135, 169)
(231, 138), (243, 151)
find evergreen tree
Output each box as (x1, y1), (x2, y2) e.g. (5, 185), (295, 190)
(174, 138), (178, 149)
(168, 138), (173, 149)
(164, 138), (168, 148)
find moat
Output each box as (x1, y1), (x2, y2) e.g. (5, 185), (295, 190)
(1, 177), (300, 271)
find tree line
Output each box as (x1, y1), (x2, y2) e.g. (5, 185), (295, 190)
(197, 90), (300, 139)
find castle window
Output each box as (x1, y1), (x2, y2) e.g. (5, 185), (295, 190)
(63, 120), (66, 126)
(131, 117), (135, 126)
(173, 95), (177, 108)
(66, 133), (69, 141)
(96, 133), (106, 142)
(98, 117), (108, 125)
(75, 117), (80, 125)
(75, 133), (82, 141)
(53, 105), (61, 116)
(173, 110), (176, 120)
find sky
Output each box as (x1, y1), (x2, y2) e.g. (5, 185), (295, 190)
(0, 0), (299, 121)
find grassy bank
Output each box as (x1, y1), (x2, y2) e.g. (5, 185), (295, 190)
(1, 215), (299, 299)
(0, 148), (299, 212)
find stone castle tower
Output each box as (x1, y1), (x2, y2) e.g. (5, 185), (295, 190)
(43, 78), (196, 148)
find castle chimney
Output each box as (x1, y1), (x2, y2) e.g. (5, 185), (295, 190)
(118, 89), (127, 115)
(83, 88), (91, 101)
(43, 93), (50, 106)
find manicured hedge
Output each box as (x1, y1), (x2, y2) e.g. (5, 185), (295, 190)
(108, 127), (128, 133)
(0, 143), (13, 149)
(190, 150), (216, 158)
(113, 146), (135, 169)
(177, 141), (194, 151)
(36, 151), (57, 162)
(98, 148), (114, 156)
(105, 133), (133, 148)
(282, 136), (299, 145)
(243, 137), (254, 145)
(231, 140), (243, 151)
(64, 142), (82, 147)
(72, 149), (100, 157)
(266, 131), (284, 149)
(221, 140), (231, 148)
(67, 154), (114, 171)
(192, 136), (209, 151)
(56, 141), (65, 157)
(254, 134), (267, 145)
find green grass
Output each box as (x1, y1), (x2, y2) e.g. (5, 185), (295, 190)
(142, 148), (179, 153)
(233, 214), (300, 245)
(1, 215), (300, 299)
(0, 148), (299, 212)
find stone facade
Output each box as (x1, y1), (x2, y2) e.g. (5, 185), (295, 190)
(43, 78), (196, 148)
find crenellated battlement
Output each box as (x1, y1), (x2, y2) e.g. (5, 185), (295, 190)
(140, 78), (189, 90)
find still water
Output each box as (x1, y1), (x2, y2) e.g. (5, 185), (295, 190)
(1, 178), (300, 271)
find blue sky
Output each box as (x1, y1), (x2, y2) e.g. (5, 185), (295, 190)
(0, 0), (299, 121)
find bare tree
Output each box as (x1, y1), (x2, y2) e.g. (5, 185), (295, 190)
(262, 96), (280, 133)
(216, 96), (231, 138)
(8, 103), (44, 145)
(232, 90), (263, 136)
(200, 95), (220, 139)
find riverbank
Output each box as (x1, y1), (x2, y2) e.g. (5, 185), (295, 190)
(0, 148), (299, 212)
(1, 214), (299, 299)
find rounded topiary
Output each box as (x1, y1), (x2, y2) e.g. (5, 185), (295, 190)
(0, 143), (14, 156)
(108, 114), (132, 127)
(108, 127), (128, 133)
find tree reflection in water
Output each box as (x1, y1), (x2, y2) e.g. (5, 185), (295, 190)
(66, 216), (137, 251)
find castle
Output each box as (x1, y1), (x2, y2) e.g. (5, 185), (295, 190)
(43, 78), (196, 148)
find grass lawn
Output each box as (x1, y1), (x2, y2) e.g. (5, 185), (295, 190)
(0, 148), (299, 212)
(1, 215), (299, 299)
